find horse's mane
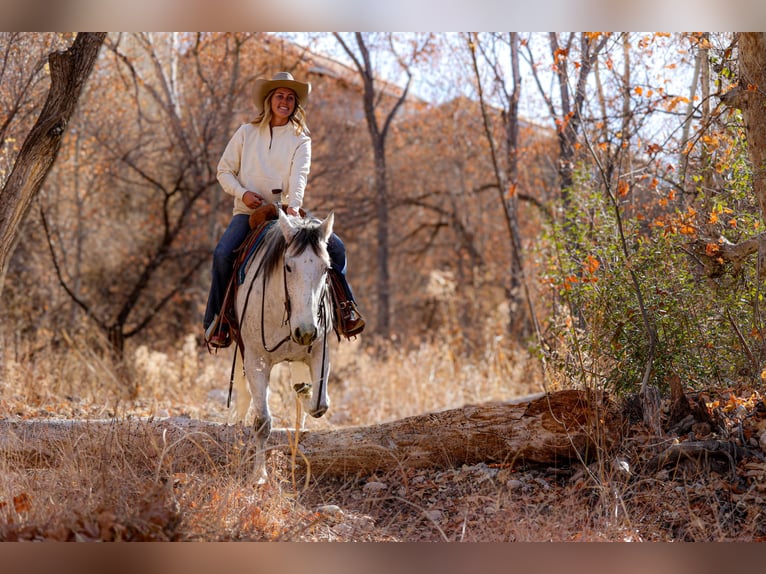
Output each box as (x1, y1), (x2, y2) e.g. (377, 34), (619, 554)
(255, 216), (330, 279)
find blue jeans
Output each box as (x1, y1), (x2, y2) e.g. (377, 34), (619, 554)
(327, 232), (356, 301)
(203, 214), (356, 330)
(203, 214), (251, 330)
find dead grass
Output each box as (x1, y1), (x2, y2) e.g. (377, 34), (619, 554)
(1, 325), (765, 541)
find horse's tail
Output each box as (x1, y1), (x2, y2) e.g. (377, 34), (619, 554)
(228, 345), (250, 424)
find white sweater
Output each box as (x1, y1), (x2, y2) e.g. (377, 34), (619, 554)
(217, 122), (311, 216)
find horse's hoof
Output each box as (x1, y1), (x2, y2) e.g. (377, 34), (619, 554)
(309, 405), (328, 418)
(293, 382), (311, 397)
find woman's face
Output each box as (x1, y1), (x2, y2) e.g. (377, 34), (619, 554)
(270, 88), (297, 126)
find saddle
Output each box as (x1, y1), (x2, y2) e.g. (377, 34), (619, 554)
(207, 220), (273, 352)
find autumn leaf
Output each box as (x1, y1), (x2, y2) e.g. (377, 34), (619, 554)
(705, 242), (721, 256)
(582, 255), (600, 277)
(563, 275), (579, 291)
(554, 47), (568, 64)
(618, 180), (630, 197)
(13, 492), (31, 513)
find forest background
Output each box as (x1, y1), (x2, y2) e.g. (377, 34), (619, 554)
(2, 31), (766, 542)
(2, 32), (760, 395)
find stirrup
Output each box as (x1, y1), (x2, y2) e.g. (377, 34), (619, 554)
(337, 301), (365, 338)
(204, 316), (231, 350)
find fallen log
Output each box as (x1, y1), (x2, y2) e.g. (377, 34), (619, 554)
(0, 390), (616, 478)
(644, 439), (757, 476)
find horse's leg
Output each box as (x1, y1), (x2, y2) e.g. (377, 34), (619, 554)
(230, 347), (251, 424)
(297, 346), (330, 418)
(243, 353), (272, 484)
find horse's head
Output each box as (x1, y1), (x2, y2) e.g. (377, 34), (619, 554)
(277, 210), (334, 346)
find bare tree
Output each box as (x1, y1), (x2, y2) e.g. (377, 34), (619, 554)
(332, 32), (431, 338)
(467, 32), (540, 341)
(0, 32), (106, 298)
(40, 33), (261, 358)
(523, 33), (608, 234)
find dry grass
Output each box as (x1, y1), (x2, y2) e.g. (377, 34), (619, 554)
(1, 325), (765, 541)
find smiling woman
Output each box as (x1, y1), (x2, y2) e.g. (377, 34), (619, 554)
(270, 87), (298, 128)
(203, 72), (313, 348)
(203, 71), (364, 350)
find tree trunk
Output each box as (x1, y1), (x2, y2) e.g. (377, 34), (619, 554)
(373, 147), (391, 337)
(0, 390), (617, 478)
(332, 32), (415, 340)
(695, 34), (766, 277)
(738, 33), (766, 220)
(0, 32), (106, 297)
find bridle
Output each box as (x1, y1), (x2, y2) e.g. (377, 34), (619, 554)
(259, 256), (292, 353)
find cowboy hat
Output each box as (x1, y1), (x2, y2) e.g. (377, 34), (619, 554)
(253, 71), (311, 114)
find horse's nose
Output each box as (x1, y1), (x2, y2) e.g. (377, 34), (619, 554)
(292, 325), (317, 346)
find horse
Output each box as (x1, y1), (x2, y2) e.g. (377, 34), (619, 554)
(231, 209), (335, 483)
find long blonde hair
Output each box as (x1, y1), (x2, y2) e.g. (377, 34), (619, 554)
(251, 88), (310, 136)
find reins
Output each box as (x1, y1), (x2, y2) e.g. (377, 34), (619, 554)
(260, 259), (292, 353)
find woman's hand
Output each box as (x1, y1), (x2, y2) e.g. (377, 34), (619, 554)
(243, 191), (265, 209)
(286, 206), (300, 217)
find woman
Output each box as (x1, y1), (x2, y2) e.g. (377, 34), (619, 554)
(203, 71), (364, 348)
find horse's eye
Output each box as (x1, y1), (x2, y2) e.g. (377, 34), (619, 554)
(285, 264), (292, 273)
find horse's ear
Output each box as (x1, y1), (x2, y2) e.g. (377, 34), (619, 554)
(320, 212), (334, 242)
(277, 207), (297, 239)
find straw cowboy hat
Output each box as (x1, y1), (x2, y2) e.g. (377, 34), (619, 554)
(253, 71), (311, 114)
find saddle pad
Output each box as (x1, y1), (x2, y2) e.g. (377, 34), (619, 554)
(237, 221), (276, 285)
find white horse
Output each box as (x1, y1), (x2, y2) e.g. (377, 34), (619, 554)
(231, 209), (334, 483)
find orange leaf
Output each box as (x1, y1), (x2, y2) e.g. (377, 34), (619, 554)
(583, 255), (600, 275)
(618, 180), (630, 197)
(554, 47), (568, 64)
(679, 224), (697, 236)
(13, 493), (31, 513)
